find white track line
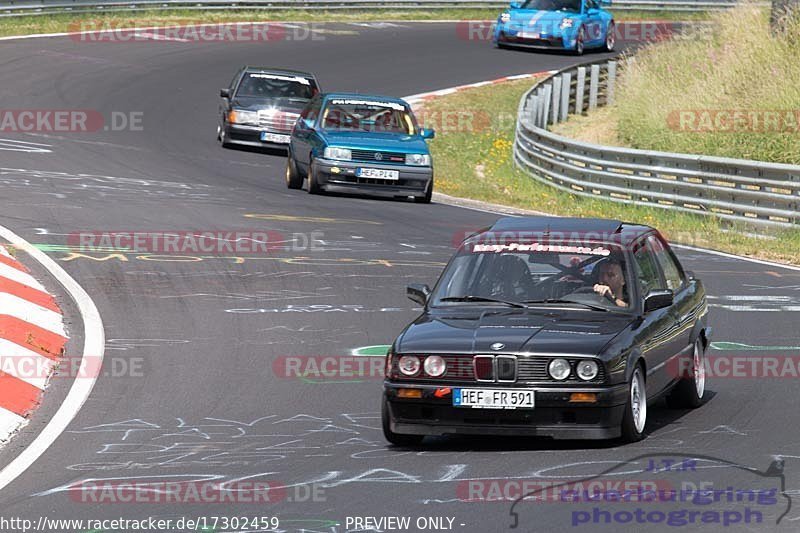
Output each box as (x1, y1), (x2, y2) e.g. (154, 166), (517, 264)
(0, 225), (105, 493)
(0, 294), (67, 337)
(0, 262), (47, 291)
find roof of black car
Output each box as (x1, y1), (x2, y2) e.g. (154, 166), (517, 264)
(243, 67), (316, 78)
(480, 216), (655, 245)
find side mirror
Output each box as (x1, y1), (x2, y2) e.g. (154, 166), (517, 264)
(220, 88), (231, 98)
(420, 128), (435, 140)
(644, 289), (673, 313)
(509, 1), (522, 8)
(407, 284), (431, 306)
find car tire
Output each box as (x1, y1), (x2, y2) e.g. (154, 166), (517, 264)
(307, 159), (322, 195)
(574, 26), (586, 56)
(285, 151), (303, 190)
(621, 363), (647, 442)
(603, 21), (616, 52)
(414, 178), (433, 204)
(667, 338), (706, 409)
(219, 126), (231, 148)
(382, 398), (424, 447)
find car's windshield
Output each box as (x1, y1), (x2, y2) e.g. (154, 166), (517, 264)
(431, 239), (632, 310)
(235, 73), (316, 99)
(321, 98), (417, 134)
(521, 0), (582, 12)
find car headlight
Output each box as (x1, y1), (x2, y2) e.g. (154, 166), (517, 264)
(405, 153), (431, 166)
(548, 358), (571, 380)
(423, 355), (447, 377)
(500, 12), (511, 23)
(576, 360), (599, 381)
(398, 355), (421, 376)
(323, 147), (352, 161)
(228, 109), (259, 126)
(560, 18), (574, 29)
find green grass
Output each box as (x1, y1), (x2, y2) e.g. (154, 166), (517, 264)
(609, 4), (800, 164)
(421, 78), (800, 265)
(0, 8), (711, 38)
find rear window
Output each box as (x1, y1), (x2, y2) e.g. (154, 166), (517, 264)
(235, 73), (316, 99)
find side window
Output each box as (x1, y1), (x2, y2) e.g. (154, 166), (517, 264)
(302, 97), (321, 123)
(632, 238), (666, 296)
(648, 235), (685, 292)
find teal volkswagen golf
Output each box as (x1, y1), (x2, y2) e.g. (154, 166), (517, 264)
(285, 93), (435, 203)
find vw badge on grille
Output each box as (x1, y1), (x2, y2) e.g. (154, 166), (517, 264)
(491, 342), (505, 351)
(374, 152), (383, 161)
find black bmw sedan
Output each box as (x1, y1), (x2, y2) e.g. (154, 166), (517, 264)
(383, 216), (710, 444)
(218, 67), (319, 150)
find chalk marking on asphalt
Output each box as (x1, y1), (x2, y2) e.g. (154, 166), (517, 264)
(0, 224), (105, 493)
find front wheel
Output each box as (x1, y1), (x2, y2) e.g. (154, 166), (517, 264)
(621, 364), (647, 442)
(414, 178), (433, 204)
(574, 27), (585, 56)
(382, 398), (424, 446)
(667, 339), (706, 408)
(307, 159), (322, 194)
(603, 21), (616, 52)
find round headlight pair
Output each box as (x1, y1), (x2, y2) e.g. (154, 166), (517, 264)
(398, 355), (446, 377)
(547, 359), (599, 381)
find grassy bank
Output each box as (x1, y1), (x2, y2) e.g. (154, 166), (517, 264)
(420, 78), (800, 265)
(0, 8), (711, 38)
(556, 4), (800, 165)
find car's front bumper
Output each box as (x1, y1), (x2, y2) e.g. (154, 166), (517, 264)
(315, 158), (432, 198)
(384, 381), (628, 440)
(225, 124), (291, 148)
(495, 29), (571, 50)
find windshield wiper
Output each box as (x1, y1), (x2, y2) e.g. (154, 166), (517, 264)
(439, 295), (528, 308)
(523, 298), (611, 312)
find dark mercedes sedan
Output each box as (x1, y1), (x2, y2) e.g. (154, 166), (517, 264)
(383, 217), (710, 444)
(218, 67), (319, 150)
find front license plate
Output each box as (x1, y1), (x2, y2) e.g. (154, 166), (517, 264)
(356, 168), (400, 180)
(453, 388), (535, 410)
(518, 31), (540, 39)
(260, 132), (290, 143)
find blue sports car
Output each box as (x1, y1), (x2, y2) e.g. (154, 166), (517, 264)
(286, 93), (435, 203)
(493, 0), (615, 55)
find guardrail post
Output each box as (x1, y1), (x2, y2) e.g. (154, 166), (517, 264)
(536, 89), (545, 127)
(551, 76), (562, 124)
(575, 67), (586, 115)
(528, 94), (537, 126)
(560, 72), (571, 121)
(589, 64), (600, 111)
(607, 61), (617, 105)
(542, 84), (552, 128)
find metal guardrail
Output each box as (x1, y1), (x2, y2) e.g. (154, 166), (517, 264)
(0, 0), (756, 16)
(513, 59), (800, 228)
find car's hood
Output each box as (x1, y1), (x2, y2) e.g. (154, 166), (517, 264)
(319, 131), (429, 154)
(506, 9), (578, 29)
(230, 96), (308, 114)
(398, 308), (634, 355)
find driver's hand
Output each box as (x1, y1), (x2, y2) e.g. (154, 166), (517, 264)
(593, 284), (612, 298)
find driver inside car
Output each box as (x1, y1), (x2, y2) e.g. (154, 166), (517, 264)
(592, 258), (628, 307)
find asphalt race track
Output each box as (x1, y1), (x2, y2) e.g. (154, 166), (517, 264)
(1, 21), (799, 533)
